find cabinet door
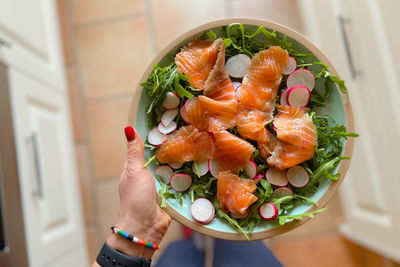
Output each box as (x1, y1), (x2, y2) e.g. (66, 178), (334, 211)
(9, 69), (87, 267)
(298, 0), (400, 262)
(0, 0), (65, 88)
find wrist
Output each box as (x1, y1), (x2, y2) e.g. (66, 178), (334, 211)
(106, 209), (170, 260)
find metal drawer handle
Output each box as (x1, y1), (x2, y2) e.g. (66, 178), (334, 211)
(338, 16), (361, 79)
(26, 133), (43, 198)
(0, 38), (11, 48)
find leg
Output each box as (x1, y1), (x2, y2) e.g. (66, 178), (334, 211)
(155, 239), (204, 267)
(213, 239), (283, 267)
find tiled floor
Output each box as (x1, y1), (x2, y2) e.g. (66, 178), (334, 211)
(56, 0), (396, 266)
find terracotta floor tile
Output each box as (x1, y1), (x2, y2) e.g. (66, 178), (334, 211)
(76, 17), (153, 99)
(231, 0), (304, 33)
(66, 67), (85, 142)
(57, 0), (74, 65)
(151, 0), (227, 50)
(95, 179), (120, 241)
(75, 143), (96, 223)
(272, 233), (364, 267)
(272, 192), (344, 241)
(71, 0), (146, 24)
(364, 247), (385, 267)
(86, 97), (132, 180)
(85, 225), (101, 263)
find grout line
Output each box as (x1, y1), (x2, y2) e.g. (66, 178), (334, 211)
(145, 0), (160, 53)
(73, 11), (147, 29)
(66, 0), (103, 250)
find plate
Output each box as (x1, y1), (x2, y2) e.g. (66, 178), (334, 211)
(129, 18), (355, 240)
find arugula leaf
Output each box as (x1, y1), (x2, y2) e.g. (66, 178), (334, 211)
(278, 207), (327, 225)
(143, 155), (156, 167)
(192, 161), (200, 178)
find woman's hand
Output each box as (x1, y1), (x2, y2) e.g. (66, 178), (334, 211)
(106, 126), (171, 260)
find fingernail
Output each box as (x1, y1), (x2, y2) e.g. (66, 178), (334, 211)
(124, 126), (135, 142)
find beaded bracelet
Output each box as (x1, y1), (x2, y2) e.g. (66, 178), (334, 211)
(111, 226), (160, 250)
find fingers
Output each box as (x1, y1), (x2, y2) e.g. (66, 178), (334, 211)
(124, 126), (146, 172)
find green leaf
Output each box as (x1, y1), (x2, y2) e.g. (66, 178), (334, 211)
(143, 155), (156, 167)
(278, 207), (327, 225)
(192, 161), (200, 178)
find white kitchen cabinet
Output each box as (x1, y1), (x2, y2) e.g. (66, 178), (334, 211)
(0, 0), (65, 89)
(299, 0), (400, 262)
(0, 0), (88, 266)
(9, 69), (88, 267)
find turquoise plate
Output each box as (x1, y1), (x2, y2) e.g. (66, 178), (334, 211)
(130, 19), (355, 240)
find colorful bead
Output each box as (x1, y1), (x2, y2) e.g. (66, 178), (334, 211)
(110, 226), (159, 250)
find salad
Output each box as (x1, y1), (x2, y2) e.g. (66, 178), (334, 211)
(141, 23), (358, 239)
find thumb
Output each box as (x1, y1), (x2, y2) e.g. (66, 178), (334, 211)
(124, 126), (146, 170)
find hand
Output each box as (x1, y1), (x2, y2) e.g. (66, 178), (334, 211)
(106, 126), (171, 260)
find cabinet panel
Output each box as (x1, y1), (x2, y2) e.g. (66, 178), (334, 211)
(9, 69), (87, 267)
(0, 0), (65, 89)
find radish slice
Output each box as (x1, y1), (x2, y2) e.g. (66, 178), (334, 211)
(191, 198), (215, 224)
(208, 159), (220, 178)
(244, 160), (257, 179)
(286, 85), (311, 107)
(180, 105), (188, 123)
(158, 121), (177, 134)
(147, 127), (166, 146)
(287, 69), (315, 91)
(170, 173), (192, 192)
(169, 161), (183, 169)
(284, 56), (297, 75)
(272, 186), (293, 199)
(236, 85), (242, 100)
(161, 108), (178, 127)
(253, 174), (264, 184)
(162, 92), (180, 109)
(155, 165), (174, 184)
(279, 88), (290, 105)
(265, 168), (288, 186)
(231, 209), (250, 220)
(226, 54), (251, 78)
(287, 166), (309, 188)
(258, 202), (278, 221)
(232, 82), (242, 89)
(192, 159), (209, 176)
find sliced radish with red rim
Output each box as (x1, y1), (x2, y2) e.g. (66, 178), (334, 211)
(226, 54), (251, 78)
(287, 166), (309, 188)
(236, 85), (242, 100)
(158, 121), (177, 134)
(147, 127), (166, 146)
(170, 173), (192, 192)
(279, 88), (290, 105)
(180, 105), (188, 123)
(162, 92), (180, 109)
(253, 174), (264, 184)
(155, 165), (174, 184)
(265, 168), (288, 186)
(161, 108), (178, 127)
(208, 159), (220, 178)
(244, 160), (257, 179)
(286, 85), (311, 107)
(272, 186), (293, 200)
(258, 202), (278, 221)
(168, 161), (184, 169)
(284, 56), (297, 75)
(232, 82), (242, 89)
(287, 69), (315, 91)
(192, 159), (209, 177)
(191, 198), (215, 224)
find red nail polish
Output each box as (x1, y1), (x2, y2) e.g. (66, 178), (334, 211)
(124, 126), (135, 142)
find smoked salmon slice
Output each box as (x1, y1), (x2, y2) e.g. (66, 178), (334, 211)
(156, 125), (213, 164)
(217, 171), (258, 216)
(267, 105), (317, 169)
(212, 130), (255, 173)
(175, 39), (220, 90)
(184, 39), (238, 131)
(237, 46), (289, 113)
